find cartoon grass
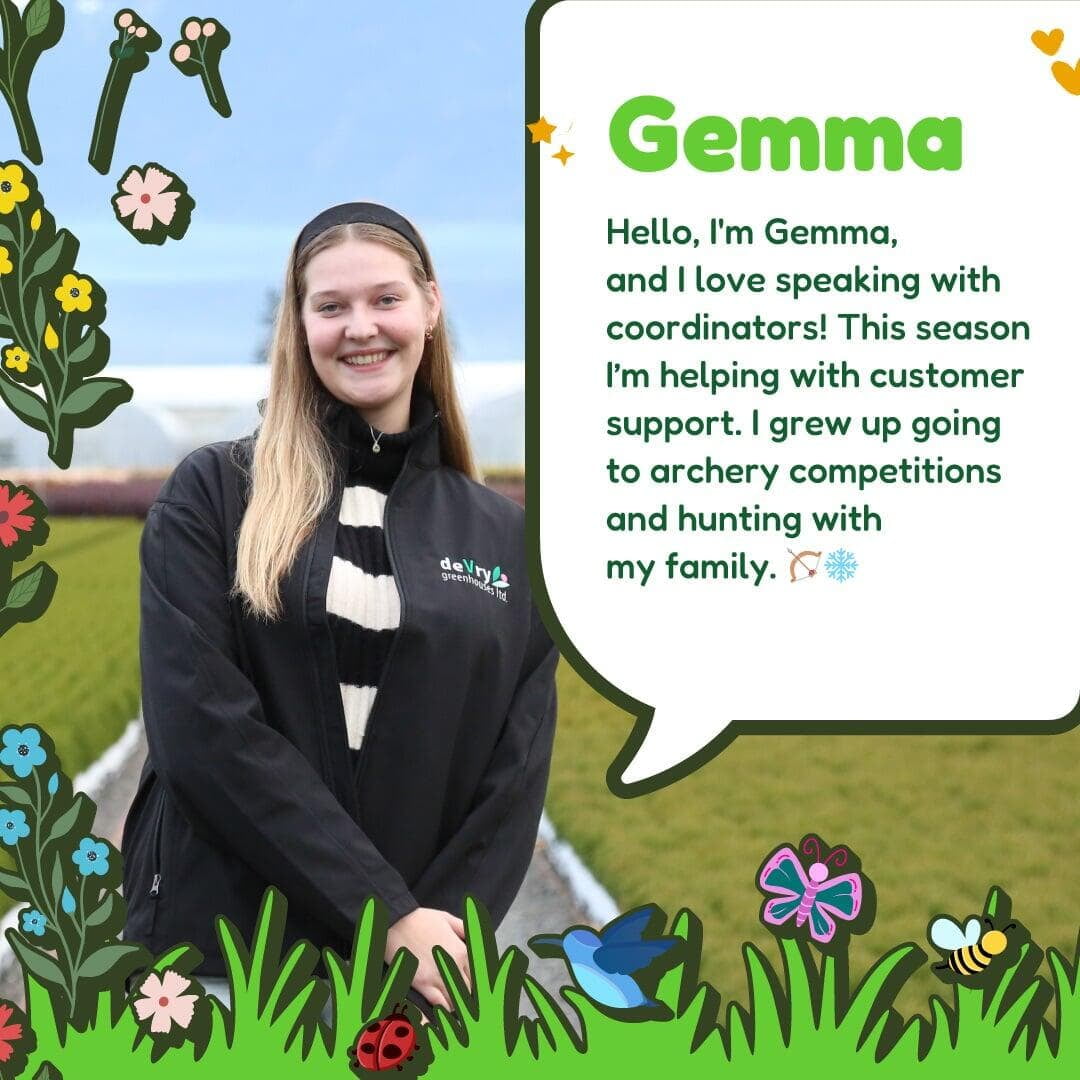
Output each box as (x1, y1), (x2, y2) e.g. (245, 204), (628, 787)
(0, 478), (55, 637)
(0, 0), (63, 165)
(0, 160), (132, 468)
(87, 10), (162, 176)
(170, 16), (231, 118)
(0, 726), (1075, 1077)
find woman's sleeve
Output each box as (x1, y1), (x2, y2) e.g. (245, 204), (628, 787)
(139, 496), (419, 938)
(408, 602), (558, 926)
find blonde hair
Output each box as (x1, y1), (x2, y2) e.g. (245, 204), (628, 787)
(232, 221), (478, 620)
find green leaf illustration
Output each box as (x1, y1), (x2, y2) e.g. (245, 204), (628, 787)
(0, 784), (33, 807)
(78, 942), (143, 980)
(60, 377), (129, 416)
(0, 223), (14, 244)
(49, 851), (62, 898)
(66, 327), (97, 368)
(7, 932), (66, 989)
(84, 891), (117, 929)
(45, 792), (87, 847)
(0, 376), (49, 427)
(0, 867), (29, 898)
(32, 1062), (62, 1080)
(29, 230), (65, 280)
(24, 0), (52, 38)
(5, 564), (43, 610)
(32, 289), (46, 339)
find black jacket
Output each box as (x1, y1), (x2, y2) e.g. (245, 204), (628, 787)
(122, 398), (557, 974)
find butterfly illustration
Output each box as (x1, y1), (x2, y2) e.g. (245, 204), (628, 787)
(757, 835), (863, 944)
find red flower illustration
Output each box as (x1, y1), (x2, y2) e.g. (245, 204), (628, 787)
(0, 485), (35, 548)
(0, 1001), (23, 1062)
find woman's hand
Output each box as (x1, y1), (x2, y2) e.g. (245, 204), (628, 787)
(385, 907), (471, 1012)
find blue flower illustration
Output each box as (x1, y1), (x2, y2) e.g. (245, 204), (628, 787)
(0, 808), (29, 846)
(72, 836), (110, 877)
(0, 726), (47, 778)
(21, 909), (46, 937)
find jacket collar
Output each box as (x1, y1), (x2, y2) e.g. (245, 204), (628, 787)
(321, 386), (441, 471)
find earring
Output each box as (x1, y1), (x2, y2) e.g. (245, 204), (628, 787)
(425, 326), (434, 341)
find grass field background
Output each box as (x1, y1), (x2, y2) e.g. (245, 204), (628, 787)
(7, 518), (142, 777)
(4, 518), (1076, 1023)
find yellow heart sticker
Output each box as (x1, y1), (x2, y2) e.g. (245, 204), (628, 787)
(1052, 59), (1080, 95)
(1032, 28), (1064, 55)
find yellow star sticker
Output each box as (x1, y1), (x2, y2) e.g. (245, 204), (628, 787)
(527, 116), (557, 143)
(552, 145), (574, 166)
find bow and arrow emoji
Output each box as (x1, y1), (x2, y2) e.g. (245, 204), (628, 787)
(787, 549), (822, 583)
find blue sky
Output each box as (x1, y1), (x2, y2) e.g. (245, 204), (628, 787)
(11, 0), (531, 364)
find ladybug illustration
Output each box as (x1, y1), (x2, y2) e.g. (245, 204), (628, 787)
(350, 1005), (417, 1073)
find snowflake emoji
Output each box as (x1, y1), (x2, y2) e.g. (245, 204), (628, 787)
(825, 549), (858, 582)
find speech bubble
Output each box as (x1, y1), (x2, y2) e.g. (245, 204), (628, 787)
(528, 0), (1080, 795)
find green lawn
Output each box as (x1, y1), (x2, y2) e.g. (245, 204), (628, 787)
(6, 517), (142, 777)
(547, 660), (1080, 1017)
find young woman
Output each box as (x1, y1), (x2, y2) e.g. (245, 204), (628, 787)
(122, 203), (558, 1011)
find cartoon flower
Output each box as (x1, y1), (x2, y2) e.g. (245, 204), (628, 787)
(0, 809), (29, 847)
(0, 165), (29, 215)
(29, 209), (41, 232)
(0, 726), (46, 777)
(0, 1002), (25, 1063)
(72, 836), (111, 877)
(114, 166), (179, 231)
(133, 970), (199, 1034)
(19, 909), (46, 937)
(3, 346), (29, 374)
(0, 247), (11, 275)
(54, 273), (93, 314)
(0, 485), (37, 548)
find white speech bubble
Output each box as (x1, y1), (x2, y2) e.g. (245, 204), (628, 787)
(534, 0), (1080, 792)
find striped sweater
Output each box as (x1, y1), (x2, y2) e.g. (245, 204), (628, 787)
(326, 409), (430, 762)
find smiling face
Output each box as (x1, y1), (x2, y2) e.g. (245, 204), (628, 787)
(300, 238), (440, 432)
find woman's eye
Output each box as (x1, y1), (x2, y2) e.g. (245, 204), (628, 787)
(377, 295), (401, 307)
(318, 302), (340, 314)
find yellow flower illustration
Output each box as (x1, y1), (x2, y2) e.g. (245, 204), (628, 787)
(55, 273), (93, 314)
(30, 209), (41, 232)
(4, 346), (30, 374)
(0, 247), (11, 275)
(0, 164), (29, 215)
(43, 323), (58, 351)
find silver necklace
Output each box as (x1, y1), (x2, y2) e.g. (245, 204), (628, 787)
(368, 424), (384, 454)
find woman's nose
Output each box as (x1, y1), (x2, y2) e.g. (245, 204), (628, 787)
(344, 309), (379, 340)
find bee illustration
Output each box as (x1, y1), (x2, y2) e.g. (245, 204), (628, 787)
(928, 915), (1016, 976)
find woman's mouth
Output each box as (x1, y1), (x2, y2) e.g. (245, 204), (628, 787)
(339, 350), (393, 367)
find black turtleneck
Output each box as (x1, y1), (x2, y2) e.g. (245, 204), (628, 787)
(325, 403), (433, 764)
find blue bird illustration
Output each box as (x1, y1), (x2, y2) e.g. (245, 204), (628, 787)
(529, 905), (680, 1012)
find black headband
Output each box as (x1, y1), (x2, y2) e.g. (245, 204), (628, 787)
(295, 202), (431, 273)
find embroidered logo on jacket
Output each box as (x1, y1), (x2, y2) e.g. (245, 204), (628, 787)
(439, 555), (510, 603)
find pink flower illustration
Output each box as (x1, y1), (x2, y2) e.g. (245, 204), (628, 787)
(132, 970), (199, 1033)
(114, 166), (179, 231)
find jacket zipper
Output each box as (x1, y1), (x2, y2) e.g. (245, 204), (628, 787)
(150, 790), (164, 898)
(148, 787), (166, 914)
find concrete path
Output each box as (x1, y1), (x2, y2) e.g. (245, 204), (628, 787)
(0, 725), (593, 1011)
